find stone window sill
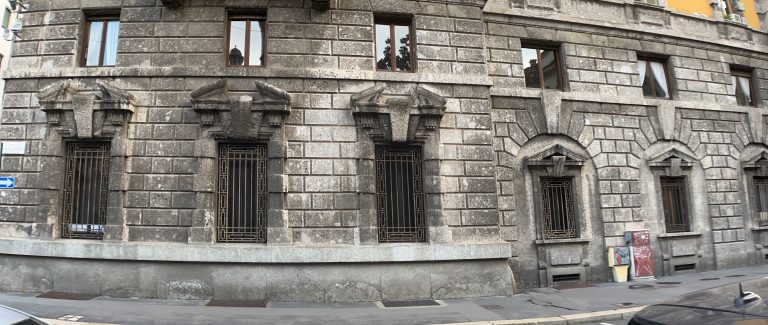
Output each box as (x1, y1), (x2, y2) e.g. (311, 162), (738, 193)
(657, 231), (701, 238)
(0, 237), (512, 264)
(751, 226), (768, 232)
(534, 238), (590, 245)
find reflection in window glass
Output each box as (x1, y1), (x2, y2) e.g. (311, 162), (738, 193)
(522, 46), (561, 89)
(375, 24), (390, 70)
(522, 48), (539, 88)
(85, 21), (104, 66)
(227, 18), (264, 66)
(102, 21), (120, 66)
(376, 19), (412, 72)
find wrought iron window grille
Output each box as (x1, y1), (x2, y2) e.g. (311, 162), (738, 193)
(375, 145), (426, 243)
(217, 143), (268, 243)
(62, 142), (111, 239)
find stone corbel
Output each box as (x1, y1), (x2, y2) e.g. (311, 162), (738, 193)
(351, 84), (447, 143)
(190, 80), (291, 140)
(37, 79), (136, 138)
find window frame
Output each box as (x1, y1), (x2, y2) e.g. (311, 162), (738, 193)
(374, 16), (414, 73)
(659, 176), (691, 233)
(731, 68), (756, 107)
(216, 142), (268, 243)
(374, 145), (426, 243)
(81, 15), (120, 67)
(638, 56), (673, 99)
(226, 13), (267, 67)
(537, 176), (578, 240)
(61, 141), (111, 240)
(521, 43), (564, 90)
(754, 177), (768, 227)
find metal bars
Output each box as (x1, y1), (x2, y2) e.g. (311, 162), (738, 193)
(539, 177), (577, 239)
(217, 143), (267, 243)
(660, 177), (690, 233)
(755, 177), (768, 226)
(62, 142), (111, 239)
(375, 146), (425, 242)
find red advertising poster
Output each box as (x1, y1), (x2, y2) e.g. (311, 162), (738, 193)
(628, 230), (654, 278)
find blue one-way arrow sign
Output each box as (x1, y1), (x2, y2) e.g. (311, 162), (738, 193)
(0, 177), (15, 189)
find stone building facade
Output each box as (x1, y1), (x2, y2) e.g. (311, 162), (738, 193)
(0, 0), (766, 301)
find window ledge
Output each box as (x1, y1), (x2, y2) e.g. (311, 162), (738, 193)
(657, 231), (701, 238)
(0, 237), (512, 263)
(751, 226), (768, 232)
(534, 238), (590, 245)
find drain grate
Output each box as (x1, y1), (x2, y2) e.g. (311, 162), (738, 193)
(481, 304), (505, 310)
(206, 299), (268, 307)
(726, 274), (746, 278)
(629, 284), (654, 289)
(37, 292), (98, 300)
(381, 300), (441, 307)
(700, 278), (720, 281)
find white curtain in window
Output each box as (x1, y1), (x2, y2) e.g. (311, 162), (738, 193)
(738, 76), (752, 104)
(103, 21), (120, 66)
(650, 61), (668, 97)
(638, 60), (647, 86)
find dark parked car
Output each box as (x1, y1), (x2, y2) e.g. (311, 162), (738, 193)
(0, 305), (48, 325)
(629, 277), (768, 325)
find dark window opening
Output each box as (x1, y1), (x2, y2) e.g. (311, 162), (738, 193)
(375, 146), (425, 242)
(732, 68), (755, 106)
(755, 177), (768, 226)
(673, 263), (696, 271)
(82, 16), (119, 67)
(62, 142), (111, 239)
(539, 177), (577, 239)
(375, 18), (412, 72)
(227, 15), (265, 66)
(217, 143), (267, 243)
(552, 273), (581, 282)
(660, 177), (690, 233)
(522, 45), (563, 90)
(638, 57), (671, 99)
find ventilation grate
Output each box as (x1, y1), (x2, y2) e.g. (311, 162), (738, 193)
(37, 292), (98, 300)
(674, 263), (696, 271)
(381, 300), (440, 308)
(552, 273), (581, 283)
(206, 299), (267, 307)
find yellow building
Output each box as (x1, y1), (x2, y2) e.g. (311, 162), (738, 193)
(668, 0), (762, 30)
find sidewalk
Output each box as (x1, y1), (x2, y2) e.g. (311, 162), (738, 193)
(2, 264), (766, 325)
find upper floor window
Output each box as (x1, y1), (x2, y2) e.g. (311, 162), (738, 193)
(83, 16), (120, 67)
(731, 68), (755, 106)
(522, 44), (562, 89)
(375, 17), (412, 72)
(227, 14), (265, 66)
(2, 6), (10, 29)
(660, 177), (690, 233)
(638, 57), (671, 99)
(719, 0), (735, 16)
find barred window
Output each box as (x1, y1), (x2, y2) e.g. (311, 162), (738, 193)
(217, 143), (267, 243)
(62, 142), (111, 239)
(375, 146), (425, 242)
(755, 177), (768, 226)
(539, 177), (577, 239)
(660, 177), (690, 233)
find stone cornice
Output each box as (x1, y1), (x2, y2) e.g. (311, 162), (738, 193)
(2, 67), (494, 86)
(0, 238), (513, 263)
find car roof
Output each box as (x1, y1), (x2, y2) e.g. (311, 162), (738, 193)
(0, 305), (33, 324)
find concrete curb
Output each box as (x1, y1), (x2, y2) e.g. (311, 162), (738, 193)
(433, 306), (646, 325)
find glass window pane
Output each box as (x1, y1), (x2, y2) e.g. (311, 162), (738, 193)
(735, 75), (752, 106)
(522, 48), (540, 88)
(2, 8), (10, 29)
(228, 20), (246, 65)
(394, 25), (411, 71)
(376, 24), (391, 70)
(249, 20), (264, 66)
(540, 49), (560, 89)
(102, 20), (119, 66)
(85, 21), (104, 66)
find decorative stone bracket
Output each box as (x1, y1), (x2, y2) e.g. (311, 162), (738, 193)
(350, 84), (447, 143)
(648, 148), (696, 176)
(37, 79), (136, 138)
(525, 144), (587, 177)
(742, 148), (768, 176)
(190, 80), (291, 140)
